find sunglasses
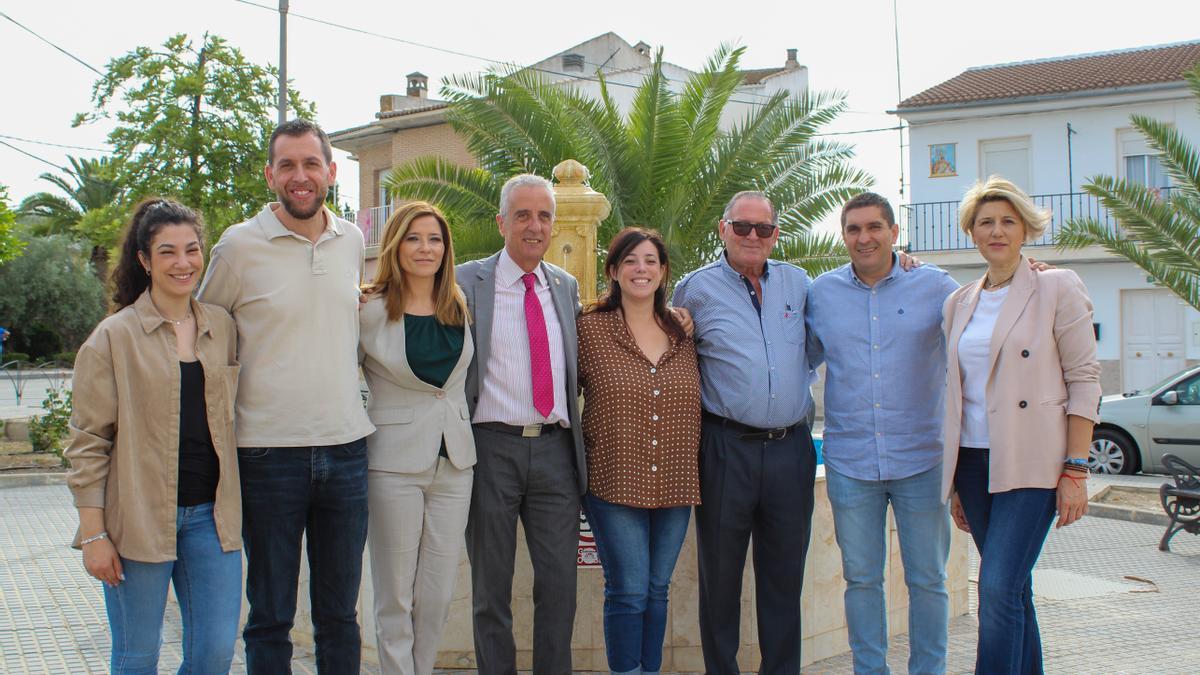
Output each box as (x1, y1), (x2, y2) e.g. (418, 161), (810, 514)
(725, 220), (778, 238)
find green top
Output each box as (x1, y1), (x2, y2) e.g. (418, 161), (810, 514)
(404, 314), (464, 388)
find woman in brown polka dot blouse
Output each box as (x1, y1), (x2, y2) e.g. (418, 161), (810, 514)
(578, 227), (701, 675)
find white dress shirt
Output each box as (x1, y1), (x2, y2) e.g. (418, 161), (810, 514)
(473, 249), (570, 426)
(957, 286), (1009, 449)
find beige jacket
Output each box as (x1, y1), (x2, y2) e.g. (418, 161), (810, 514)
(359, 297), (476, 473)
(66, 291), (241, 562)
(941, 260), (1101, 500)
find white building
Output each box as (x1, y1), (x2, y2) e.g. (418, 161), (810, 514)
(893, 41), (1200, 394)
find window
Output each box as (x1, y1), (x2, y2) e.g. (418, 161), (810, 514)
(376, 169), (391, 209)
(980, 137), (1031, 191)
(1166, 373), (1200, 406)
(562, 53), (584, 72)
(1119, 128), (1170, 189)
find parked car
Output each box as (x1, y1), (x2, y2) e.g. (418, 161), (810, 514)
(1091, 365), (1200, 474)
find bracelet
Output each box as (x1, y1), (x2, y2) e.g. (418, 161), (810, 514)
(80, 531), (109, 546)
(1064, 457), (1090, 468)
(1058, 472), (1087, 484)
(1063, 463), (1090, 474)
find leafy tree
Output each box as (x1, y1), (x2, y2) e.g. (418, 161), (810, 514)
(74, 33), (317, 239)
(18, 156), (124, 280)
(1058, 64), (1200, 310)
(385, 45), (867, 276)
(0, 235), (106, 359)
(0, 185), (22, 264)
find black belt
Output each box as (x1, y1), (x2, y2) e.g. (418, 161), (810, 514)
(702, 412), (802, 441)
(475, 422), (562, 438)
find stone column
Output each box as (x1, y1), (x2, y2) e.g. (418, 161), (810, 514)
(549, 159), (611, 307)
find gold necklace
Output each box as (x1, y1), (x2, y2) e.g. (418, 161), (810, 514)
(163, 313), (193, 326)
(984, 271), (1015, 290)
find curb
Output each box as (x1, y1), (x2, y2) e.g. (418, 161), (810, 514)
(0, 472), (68, 489)
(1087, 485), (1171, 527)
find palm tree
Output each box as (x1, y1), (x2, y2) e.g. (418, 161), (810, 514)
(385, 45), (868, 278)
(18, 156), (124, 281)
(1057, 65), (1200, 311)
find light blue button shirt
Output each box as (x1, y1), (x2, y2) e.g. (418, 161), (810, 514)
(806, 256), (960, 481)
(672, 254), (812, 429)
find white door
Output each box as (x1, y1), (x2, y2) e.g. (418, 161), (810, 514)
(1122, 288), (1186, 391)
(981, 137), (1031, 191)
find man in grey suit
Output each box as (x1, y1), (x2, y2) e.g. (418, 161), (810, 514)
(457, 173), (585, 675)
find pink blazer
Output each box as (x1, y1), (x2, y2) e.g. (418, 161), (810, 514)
(941, 260), (1101, 500)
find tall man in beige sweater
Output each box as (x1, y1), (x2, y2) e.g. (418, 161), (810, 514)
(199, 119), (375, 673)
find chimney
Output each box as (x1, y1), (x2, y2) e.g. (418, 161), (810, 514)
(406, 71), (428, 99)
(785, 48), (799, 69)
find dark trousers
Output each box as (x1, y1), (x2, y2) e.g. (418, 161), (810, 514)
(238, 438), (370, 675)
(466, 425), (580, 675)
(696, 417), (817, 675)
(954, 448), (1056, 675)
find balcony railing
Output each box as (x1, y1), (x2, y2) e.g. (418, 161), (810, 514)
(354, 204), (396, 248)
(901, 187), (1175, 253)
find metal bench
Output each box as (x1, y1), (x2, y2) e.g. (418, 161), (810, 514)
(1159, 453), (1200, 552)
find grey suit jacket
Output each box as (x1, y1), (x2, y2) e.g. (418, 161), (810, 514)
(359, 296), (476, 473)
(457, 252), (586, 495)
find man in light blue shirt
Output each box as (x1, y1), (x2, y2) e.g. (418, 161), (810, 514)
(806, 192), (959, 674)
(672, 191), (817, 674)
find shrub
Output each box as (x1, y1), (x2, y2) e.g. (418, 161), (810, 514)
(52, 351), (77, 366)
(29, 388), (72, 466)
(3, 352), (30, 363)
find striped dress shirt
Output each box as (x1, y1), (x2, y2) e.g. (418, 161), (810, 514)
(473, 249), (570, 426)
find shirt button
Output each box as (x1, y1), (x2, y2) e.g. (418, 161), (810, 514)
(771, 394), (776, 399)
(651, 439), (658, 446)
(1019, 400), (1028, 408)
(652, 415), (659, 421)
(651, 464), (658, 472)
(653, 390), (660, 396)
(435, 392), (445, 399)
(872, 316), (878, 321)
(873, 344), (879, 350)
(208, 405), (215, 413)
(876, 432), (882, 436)
(874, 403), (880, 408)
(873, 373), (879, 379)
(650, 367), (656, 374)
(1021, 350), (1030, 358)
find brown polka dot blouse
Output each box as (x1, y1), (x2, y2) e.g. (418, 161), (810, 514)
(578, 310), (701, 508)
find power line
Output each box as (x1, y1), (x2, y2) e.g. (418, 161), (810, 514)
(0, 133), (108, 153)
(0, 10), (104, 77)
(234, 0), (876, 113)
(814, 124), (904, 137)
(0, 139), (66, 170)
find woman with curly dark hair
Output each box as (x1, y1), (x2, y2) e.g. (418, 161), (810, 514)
(66, 198), (242, 674)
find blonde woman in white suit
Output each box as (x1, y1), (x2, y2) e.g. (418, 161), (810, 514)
(359, 201), (474, 675)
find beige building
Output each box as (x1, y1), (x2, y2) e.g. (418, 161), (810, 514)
(328, 32), (808, 268)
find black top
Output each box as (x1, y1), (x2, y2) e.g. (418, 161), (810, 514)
(404, 314), (464, 387)
(178, 360), (219, 507)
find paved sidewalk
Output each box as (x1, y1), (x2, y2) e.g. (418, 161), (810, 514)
(3, 478), (1198, 673)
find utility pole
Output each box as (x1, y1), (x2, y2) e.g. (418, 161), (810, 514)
(892, 0), (905, 200)
(277, 0), (289, 125)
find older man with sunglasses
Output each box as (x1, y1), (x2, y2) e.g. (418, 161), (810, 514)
(671, 191), (818, 674)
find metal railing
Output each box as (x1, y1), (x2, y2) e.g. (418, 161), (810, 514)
(354, 204), (396, 248)
(901, 187), (1176, 252)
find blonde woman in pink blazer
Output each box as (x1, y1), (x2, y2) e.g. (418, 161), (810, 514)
(941, 176), (1101, 674)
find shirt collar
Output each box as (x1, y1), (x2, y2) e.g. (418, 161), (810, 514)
(133, 290), (211, 337)
(719, 250), (770, 281)
(258, 203), (342, 241)
(847, 252), (899, 289)
(496, 248), (547, 289)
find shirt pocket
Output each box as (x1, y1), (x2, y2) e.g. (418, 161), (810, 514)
(782, 308), (805, 344)
(208, 364), (240, 422)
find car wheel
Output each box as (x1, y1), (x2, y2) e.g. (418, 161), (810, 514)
(1090, 428), (1138, 475)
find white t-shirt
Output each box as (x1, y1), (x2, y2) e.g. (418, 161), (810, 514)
(958, 286), (1009, 448)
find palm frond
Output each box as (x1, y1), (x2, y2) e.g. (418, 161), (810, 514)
(1058, 216), (1200, 309)
(1130, 114), (1200, 198)
(774, 230), (849, 276)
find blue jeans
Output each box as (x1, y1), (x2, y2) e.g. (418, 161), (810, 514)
(954, 448), (1057, 675)
(584, 493), (691, 675)
(826, 465), (950, 675)
(238, 438), (370, 674)
(103, 503), (241, 675)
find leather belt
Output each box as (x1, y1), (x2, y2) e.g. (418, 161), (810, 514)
(476, 422), (562, 438)
(702, 412), (802, 442)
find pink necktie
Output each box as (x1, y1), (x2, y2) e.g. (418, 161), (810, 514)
(522, 273), (554, 418)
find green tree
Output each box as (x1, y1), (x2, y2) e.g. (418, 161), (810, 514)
(1058, 64), (1200, 310)
(0, 184), (22, 264)
(74, 33), (317, 239)
(385, 45), (868, 276)
(0, 235), (106, 359)
(18, 156), (124, 280)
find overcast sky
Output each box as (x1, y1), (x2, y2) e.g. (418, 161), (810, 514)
(3, 0), (1198, 231)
